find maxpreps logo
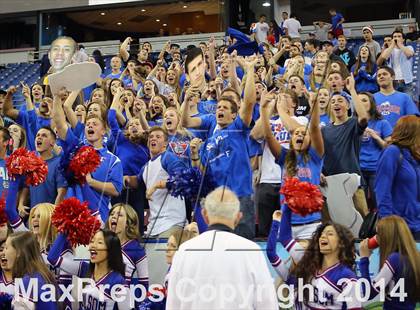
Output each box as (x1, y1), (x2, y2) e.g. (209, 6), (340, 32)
(377, 101), (401, 116)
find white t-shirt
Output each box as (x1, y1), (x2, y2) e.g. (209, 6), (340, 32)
(255, 22), (269, 43)
(391, 48), (403, 80)
(283, 18), (302, 38)
(259, 116), (308, 184)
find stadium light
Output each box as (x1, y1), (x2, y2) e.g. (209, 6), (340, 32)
(100, 12), (106, 15)
(141, 9), (146, 12)
(117, 22), (122, 25)
(262, 1), (271, 6)
(156, 19), (160, 22)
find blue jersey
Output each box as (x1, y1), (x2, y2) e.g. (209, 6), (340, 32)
(276, 147), (323, 224)
(62, 128), (123, 221)
(167, 133), (192, 166)
(359, 119), (392, 171)
(320, 114), (331, 128)
(106, 71), (123, 79)
(331, 13), (344, 30)
(30, 155), (68, 207)
(359, 253), (416, 310)
(197, 99), (217, 115)
(108, 110), (149, 176)
(121, 239), (149, 287)
(200, 115), (253, 197)
(17, 111), (36, 150)
(373, 91), (419, 128)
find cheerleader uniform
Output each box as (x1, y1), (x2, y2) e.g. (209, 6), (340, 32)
(280, 206), (362, 310)
(121, 239), (148, 287)
(48, 234), (131, 310)
(0, 270), (14, 296)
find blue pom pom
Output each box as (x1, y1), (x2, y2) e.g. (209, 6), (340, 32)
(166, 167), (216, 199)
(0, 292), (13, 310)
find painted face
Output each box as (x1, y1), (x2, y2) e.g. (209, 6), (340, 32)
(317, 89), (330, 110)
(3, 237), (17, 271)
(291, 126), (311, 152)
(164, 109), (179, 132)
(148, 130), (167, 156)
(87, 103), (102, 118)
(319, 225), (340, 255)
(330, 94), (349, 119)
(30, 208), (41, 235)
(166, 235), (178, 265)
(89, 231), (108, 264)
(187, 54), (205, 87)
(216, 99), (236, 127)
(31, 85), (43, 101)
(48, 38), (75, 72)
(108, 206), (127, 236)
(84, 117), (105, 144)
(35, 128), (54, 153)
(91, 89), (105, 104)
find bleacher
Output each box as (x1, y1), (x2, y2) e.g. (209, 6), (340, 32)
(0, 38), (419, 108)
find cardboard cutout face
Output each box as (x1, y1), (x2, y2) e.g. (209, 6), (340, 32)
(48, 37), (76, 73)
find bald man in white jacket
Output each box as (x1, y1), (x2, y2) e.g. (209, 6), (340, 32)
(166, 187), (278, 310)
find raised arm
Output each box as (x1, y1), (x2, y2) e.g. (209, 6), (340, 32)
(277, 94), (302, 132)
(3, 87), (19, 120)
(240, 58), (258, 126)
(207, 37), (217, 80)
(63, 90), (80, 129)
(309, 93), (324, 157)
(119, 37), (132, 62)
(180, 89), (202, 128)
(261, 94), (282, 159)
(346, 74), (368, 125)
(21, 83), (34, 112)
(52, 89), (69, 140)
(5, 177), (28, 232)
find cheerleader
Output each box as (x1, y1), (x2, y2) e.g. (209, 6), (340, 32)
(261, 87), (324, 239)
(105, 203), (149, 287)
(47, 230), (132, 310)
(4, 231), (57, 309)
(279, 205), (361, 309)
(359, 216), (420, 309)
(0, 225), (13, 297)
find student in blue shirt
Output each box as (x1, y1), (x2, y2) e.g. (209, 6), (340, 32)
(106, 56), (123, 79)
(0, 127), (11, 198)
(358, 92), (392, 211)
(261, 88), (324, 239)
(187, 59), (259, 239)
(375, 115), (420, 240)
(53, 91), (123, 222)
(27, 127), (67, 209)
(315, 87), (331, 127)
(352, 45), (378, 93)
(329, 8), (345, 38)
(374, 66), (419, 128)
(4, 231), (57, 309)
(359, 216), (420, 309)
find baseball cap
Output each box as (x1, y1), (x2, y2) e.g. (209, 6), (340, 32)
(321, 40), (333, 47)
(362, 26), (374, 34)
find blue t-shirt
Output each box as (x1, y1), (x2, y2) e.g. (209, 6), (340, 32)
(373, 91), (419, 128)
(17, 111), (36, 150)
(200, 115), (253, 197)
(29, 155), (67, 208)
(320, 114), (331, 128)
(106, 71), (123, 79)
(331, 13), (344, 30)
(62, 128), (124, 221)
(276, 147), (323, 224)
(359, 119), (392, 171)
(197, 99), (217, 115)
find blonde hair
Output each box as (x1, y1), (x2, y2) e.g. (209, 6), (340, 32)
(164, 107), (192, 138)
(107, 203), (140, 241)
(29, 203), (56, 251)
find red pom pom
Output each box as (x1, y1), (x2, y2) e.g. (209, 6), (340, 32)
(280, 177), (324, 217)
(68, 146), (101, 184)
(52, 197), (101, 246)
(0, 194), (7, 226)
(6, 148), (48, 186)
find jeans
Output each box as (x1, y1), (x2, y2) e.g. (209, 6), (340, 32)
(255, 183), (281, 237)
(234, 196), (255, 240)
(361, 170), (377, 211)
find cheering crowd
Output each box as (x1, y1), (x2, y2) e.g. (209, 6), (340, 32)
(0, 9), (419, 309)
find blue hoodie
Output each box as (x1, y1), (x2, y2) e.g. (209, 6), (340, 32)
(352, 62), (378, 93)
(375, 145), (420, 233)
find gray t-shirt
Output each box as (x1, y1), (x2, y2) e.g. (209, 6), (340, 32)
(360, 40), (381, 62)
(321, 116), (367, 176)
